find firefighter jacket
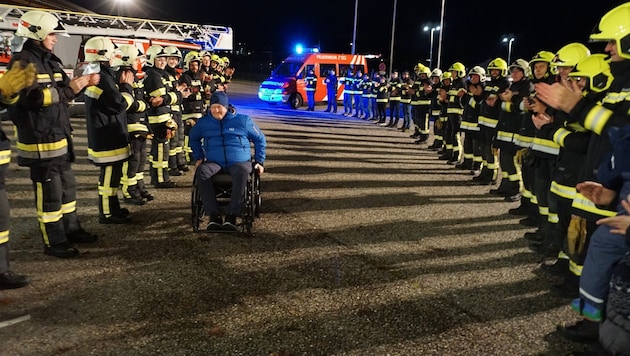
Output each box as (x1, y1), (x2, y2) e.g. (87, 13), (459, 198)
(165, 66), (183, 116)
(305, 73), (317, 92)
(361, 77), (371, 98)
(388, 77), (402, 101)
(179, 69), (205, 121)
(447, 77), (467, 118)
(117, 75), (149, 138)
(189, 111), (266, 169)
(478, 76), (510, 130)
(143, 66), (178, 139)
(341, 75), (353, 96)
(494, 78), (533, 150)
(460, 81), (485, 133)
(515, 75), (556, 149)
(6, 39), (77, 167)
(376, 83), (389, 103)
(83, 63), (132, 166)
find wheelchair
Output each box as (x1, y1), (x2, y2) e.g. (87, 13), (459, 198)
(191, 163), (261, 235)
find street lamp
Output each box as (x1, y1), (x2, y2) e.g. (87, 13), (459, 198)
(423, 24), (440, 69)
(351, 0), (358, 54)
(502, 34), (516, 65)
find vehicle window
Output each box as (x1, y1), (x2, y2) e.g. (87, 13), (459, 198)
(354, 65), (365, 74)
(320, 63), (335, 77)
(274, 61), (304, 76)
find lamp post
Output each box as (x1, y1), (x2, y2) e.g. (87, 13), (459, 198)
(423, 25), (440, 69)
(388, 0), (398, 76)
(502, 35), (516, 65)
(436, 0), (446, 69)
(351, 0), (358, 54)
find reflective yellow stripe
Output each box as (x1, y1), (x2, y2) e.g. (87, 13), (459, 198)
(42, 88), (52, 106)
(569, 260), (583, 276)
(87, 145), (131, 164)
(182, 113), (202, 120)
(583, 106), (612, 135)
(531, 137), (560, 155)
(148, 113), (172, 124)
(121, 92), (134, 109)
(0, 230), (8, 245)
(478, 115), (498, 128)
(84, 86), (103, 99)
(553, 128), (572, 147)
(150, 87), (167, 97)
(128, 123), (149, 132)
(571, 193), (617, 217)
(61, 201), (76, 215)
(0, 149), (10, 165)
(0, 94), (19, 105)
(550, 181), (577, 200)
(16, 138), (68, 159)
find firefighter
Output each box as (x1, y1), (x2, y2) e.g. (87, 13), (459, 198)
(375, 76), (389, 123)
(82, 36), (134, 224)
(199, 50), (213, 109)
(324, 69), (338, 113)
(304, 68), (317, 111)
(143, 45), (179, 188)
(0, 61), (35, 288)
(399, 70), (414, 132)
(180, 51), (206, 162)
(164, 46), (189, 176)
(492, 59), (534, 201)
(222, 56), (234, 85)
(427, 68), (443, 150)
(9, 10), (98, 258)
(353, 70), (363, 117)
(436, 72), (452, 157)
(443, 62), (467, 163)
(475, 58), (510, 185)
(410, 64), (432, 144)
(369, 72), (380, 121)
(385, 70), (402, 127)
(459, 66), (486, 173)
(341, 67), (353, 116)
(114, 44), (153, 205)
(360, 73), (371, 119)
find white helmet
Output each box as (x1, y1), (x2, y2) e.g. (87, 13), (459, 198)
(164, 46), (182, 58)
(430, 68), (443, 78)
(16, 10), (68, 41)
(145, 45), (167, 67)
(112, 44), (141, 67)
(84, 36), (116, 62)
(509, 59), (532, 78)
(468, 66), (486, 82)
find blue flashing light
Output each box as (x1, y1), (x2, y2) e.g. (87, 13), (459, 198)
(295, 44), (304, 54)
(313, 47), (319, 53)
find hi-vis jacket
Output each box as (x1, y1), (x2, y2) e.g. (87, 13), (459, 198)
(494, 78), (533, 150)
(117, 74), (149, 137)
(447, 77), (467, 117)
(83, 63), (132, 166)
(6, 39), (77, 167)
(179, 69), (205, 121)
(143, 65), (178, 139)
(478, 76), (510, 130)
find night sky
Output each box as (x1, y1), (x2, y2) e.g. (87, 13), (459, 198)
(66, 0), (623, 70)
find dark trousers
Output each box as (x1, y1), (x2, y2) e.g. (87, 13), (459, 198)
(98, 162), (124, 218)
(498, 145), (519, 194)
(150, 137), (171, 185)
(168, 112), (185, 169)
(306, 90), (315, 110)
(196, 161), (252, 216)
(389, 100), (401, 124)
(29, 159), (81, 247)
(377, 102), (387, 121)
(0, 163), (9, 272)
(326, 90), (338, 112)
(122, 136), (147, 199)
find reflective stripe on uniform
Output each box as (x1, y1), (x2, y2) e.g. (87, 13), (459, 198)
(84, 86), (103, 100)
(87, 145), (131, 164)
(16, 138), (68, 159)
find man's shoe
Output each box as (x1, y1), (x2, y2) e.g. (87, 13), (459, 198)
(556, 320), (599, 344)
(541, 258), (569, 277)
(141, 191), (155, 201)
(530, 242), (560, 257)
(117, 208), (130, 217)
(44, 243), (79, 259)
(508, 204), (529, 216)
(222, 215), (238, 232)
(168, 169), (182, 176)
(99, 215), (131, 224)
(207, 214), (223, 231)
(123, 196), (147, 206)
(66, 228), (98, 244)
(504, 192), (522, 202)
(178, 165), (190, 173)
(524, 231), (544, 243)
(0, 271), (30, 290)
(550, 276), (580, 299)
(489, 187), (509, 196)
(155, 181), (176, 189)
(519, 217), (538, 227)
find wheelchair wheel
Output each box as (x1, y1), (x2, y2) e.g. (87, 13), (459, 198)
(241, 172), (256, 235)
(253, 172), (261, 218)
(191, 175), (204, 232)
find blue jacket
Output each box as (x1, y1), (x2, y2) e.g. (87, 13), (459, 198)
(189, 110), (266, 168)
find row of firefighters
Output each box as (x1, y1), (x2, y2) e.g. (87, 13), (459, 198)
(311, 42), (613, 300)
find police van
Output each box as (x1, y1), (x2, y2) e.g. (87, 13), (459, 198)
(258, 52), (374, 109)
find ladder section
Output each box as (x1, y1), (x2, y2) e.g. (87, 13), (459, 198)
(0, 4), (233, 51)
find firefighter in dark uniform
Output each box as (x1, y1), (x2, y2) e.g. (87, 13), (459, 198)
(82, 37), (134, 224)
(164, 46), (189, 176)
(199, 50), (213, 109)
(436, 72), (452, 157)
(492, 59), (534, 201)
(144, 45), (179, 188)
(353, 70), (363, 117)
(375, 76), (389, 122)
(180, 51), (206, 163)
(114, 44), (153, 205)
(444, 62), (467, 163)
(399, 70), (413, 132)
(0, 62), (35, 288)
(304, 68), (317, 111)
(475, 58), (510, 185)
(9, 11), (98, 258)
(428, 69), (443, 150)
(385, 70), (402, 127)
(459, 66), (486, 172)
(411, 64), (431, 144)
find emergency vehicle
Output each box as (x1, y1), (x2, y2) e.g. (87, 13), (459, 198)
(258, 52), (372, 109)
(0, 4), (233, 77)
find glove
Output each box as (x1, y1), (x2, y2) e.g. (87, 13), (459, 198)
(491, 147), (499, 156)
(567, 215), (587, 256)
(0, 62), (36, 97)
(165, 118), (178, 140)
(434, 120), (443, 130)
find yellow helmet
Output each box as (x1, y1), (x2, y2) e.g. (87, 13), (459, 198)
(112, 44), (141, 67)
(441, 72), (452, 82)
(569, 54), (614, 94)
(468, 66), (486, 82)
(487, 57), (508, 77)
(449, 62), (466, 78)
(84, 36), (116, 62)
(16, 10), (68, 41)
(509, 59), (531, 78)
(530, 50), (555, 64)
(222, 56), (230, 66)
(210, 54), (220, 62)
(590, 3), (630, 59)
(184, 50), (201, 70)
(552, 43), (591, 70)
(145, 45), (167, 67)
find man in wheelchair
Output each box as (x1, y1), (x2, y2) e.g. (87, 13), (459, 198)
(189, 91), (266, 231)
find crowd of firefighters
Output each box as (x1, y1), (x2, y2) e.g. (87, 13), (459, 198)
(1, 2), (630, 353)
(308, 3), (630, 350)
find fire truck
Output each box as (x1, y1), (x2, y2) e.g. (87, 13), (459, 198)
(0, 4), (234, 77)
